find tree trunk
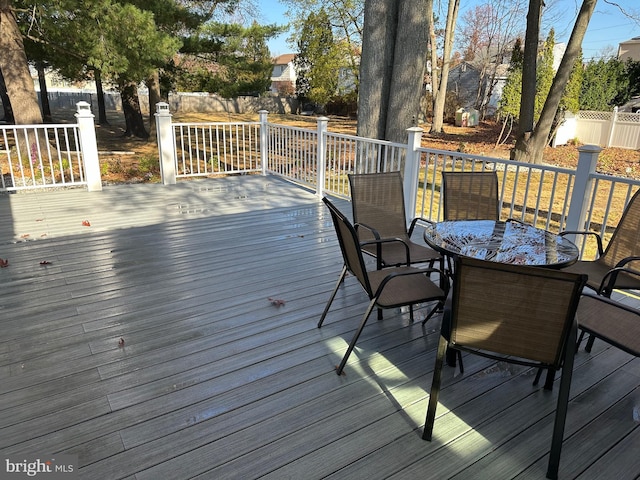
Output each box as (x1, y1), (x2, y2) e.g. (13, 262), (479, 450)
(146, 70), (162, 139)
(512, 0), (543, 157)
(0, 67), (14, 123)
(356, 0), (397, 140)
(94, 70), (109, 125)
(0, 0), (43, 125)
(385, 0), (430, 144)
(513, 0), (597, 163)
(36, 63), (52, 122)
(430, 0), (460, 134)
(429, 12), (439, 98)
(120, 81), (149, 139)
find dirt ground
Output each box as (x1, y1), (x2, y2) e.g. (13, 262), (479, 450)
(88, 110), (640, 183)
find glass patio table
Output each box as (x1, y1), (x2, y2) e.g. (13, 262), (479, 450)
(423, 219), (579, 268)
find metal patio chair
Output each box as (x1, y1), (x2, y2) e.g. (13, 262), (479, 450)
(318, 197), (448, 376)
(560, 188), (640, 349)
(422, 256), (587, 480)
(348, 172), (442, 270)
(441, 170), (500, 221)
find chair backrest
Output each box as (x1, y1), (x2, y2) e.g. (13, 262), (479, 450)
(442, 171), (500, 221)
(601, 188), (640, 267)
(449, 256), (586, 367)
(348, 172), (409, 241)
(323, 197), (373, 295)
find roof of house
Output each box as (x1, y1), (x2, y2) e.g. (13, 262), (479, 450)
(273, 53), (296, 65)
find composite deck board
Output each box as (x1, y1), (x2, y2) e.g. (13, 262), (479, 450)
(0, 175), (638, 479)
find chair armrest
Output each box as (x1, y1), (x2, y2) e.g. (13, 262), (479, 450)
(408, 217), (436, 236)
(598, 264), (640, 295)
(360, 237), (412, 266)
(356, 222), (386, 269)
(355, 222), (382, 239)
(559, 230), (604, 256)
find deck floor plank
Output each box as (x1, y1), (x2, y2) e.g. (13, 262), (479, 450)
(0, 176), (638, 479)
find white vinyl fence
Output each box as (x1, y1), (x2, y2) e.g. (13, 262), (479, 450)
(555, 108), (640, 150)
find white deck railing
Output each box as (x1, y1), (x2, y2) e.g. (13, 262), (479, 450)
(0, 102), (102, 192)
(8, 102), (635, 259)
(154, 105), (640, 258)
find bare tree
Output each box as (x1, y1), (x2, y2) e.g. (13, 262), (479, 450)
(430, 0), (460, 134)
(512, 0), (597, 163)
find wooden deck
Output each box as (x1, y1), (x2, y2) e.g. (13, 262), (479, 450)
(0, 175), (638, 480)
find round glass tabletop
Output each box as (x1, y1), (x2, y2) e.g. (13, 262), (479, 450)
(423, 219), (579, 267)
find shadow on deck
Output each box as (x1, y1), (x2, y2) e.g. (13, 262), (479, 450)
(0, 175), (638, 479)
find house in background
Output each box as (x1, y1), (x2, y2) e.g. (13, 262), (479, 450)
(270, 54), (297, 95)
(446, 61), (509, 118)
(618, 37), (640, 62)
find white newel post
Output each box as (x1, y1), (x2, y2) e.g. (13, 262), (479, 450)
(316, 117), (329, 198)
(75, 102), (102, 192)
(403, 127), (424, 225)
(564, 144), (601, 242)
(155, 102), (176, 185)
(259, 110), (268, 175)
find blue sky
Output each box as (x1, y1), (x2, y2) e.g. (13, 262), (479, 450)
(257, 0), (640, 60)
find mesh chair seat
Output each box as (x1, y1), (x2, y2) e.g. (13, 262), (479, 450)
(368, 267), (445, 308)
(562, 259), (640, 292)
(577, 293), (640, 357)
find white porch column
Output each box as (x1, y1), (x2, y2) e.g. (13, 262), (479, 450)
(403, 127), (423, 224)
(259, 110), (269, 175)
(75, 102), (102, 192)
(564, 144), (601, 242)
(316, 116), (329, 198)
(155, 102), (176, 185)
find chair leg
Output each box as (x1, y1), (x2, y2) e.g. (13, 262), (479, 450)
(335, 299), (377, 375)
(585, 334), (596, 352)
(422, 300), (444, 325)
(546, 323), (577, 480)
(543, 367), (556, 391)
(318, 265), (347, 328)
(423, 335), (448, 440)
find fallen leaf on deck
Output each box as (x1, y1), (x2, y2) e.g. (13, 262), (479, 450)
(36, 218), (44, 222)
(39, 261), (52, 265)
(118, 338), (125, 347)
(82, 220), (91, 227)
(268, 297), (286, 307)
(0, 258), (8, 268)
(21, 234), (30, 239)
